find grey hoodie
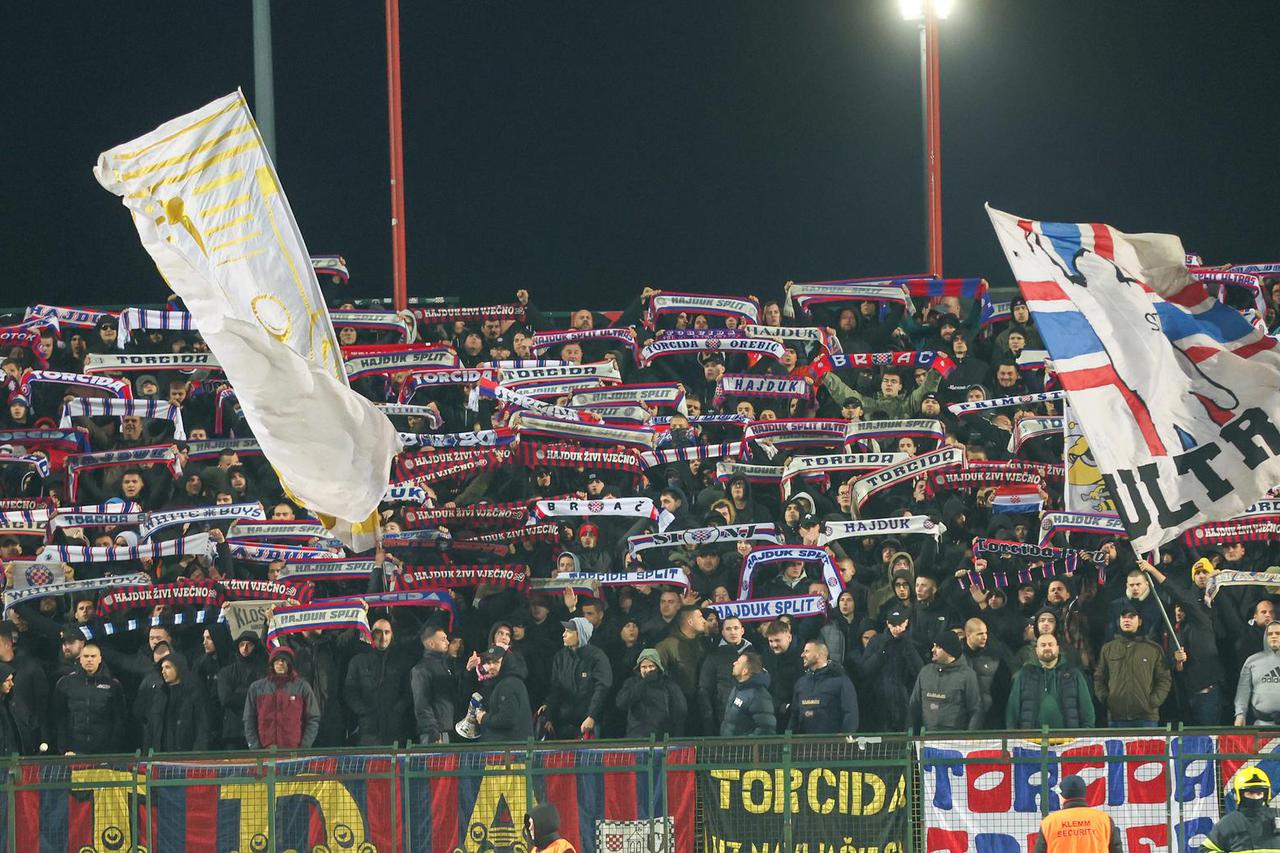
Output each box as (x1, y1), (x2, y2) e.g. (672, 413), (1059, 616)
(1234, 630), (1280, 722)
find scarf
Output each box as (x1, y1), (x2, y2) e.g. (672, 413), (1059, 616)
(530, 327), (639, 359)
(499, 377), (609, 400)
(1015, 349), (1049, 371)
(1010, 417), (1063, 453)
(215, 577), (314, 603)
(516, 413), (657, 451)
(266, 603), (372, 647)
(637, 441), (744, 469)
(22, 370), (131, 400)
(651, 414), (747, 428)
(25, 304), (116, 329)
(230, 543), (336, 563)
(948, 390), (1065, 417)
(184, 438), (263, 463)
(709, 594), (826, 622)
(409, 304), (525, 324)
(852, 446), (964, 511)
(6, 560), (69, 589)
(49, 511), (149, 536)
(499, 362), (621, 387)
(3, 501), (132, 526)
(1183, 517), (1280, 546)
(972, 538), (1106, 563)
(528, 576), (602, 598)
(1205, 569), (1280, 604)
(54, 532), (214, 564)
(226, 521), (334, 544)
(1037, 512), (1126, 545)
(403, 503), (531, 529)
(0, 327), (47, 369)
(374, 404), (445, 430)
(787, 280), (912, 314)
(983, 301), (1011, 327)
(139, 503), (267, 540)
(814, 350), (954, 376)
(380, 529), (454, 548)
(399, 429), (514, 449)
(397, 564), (529, 590)
(277, 559), (381, 581)
(0, 454), (50, 481)
(479, 378), (594, 423)
(844, 419), (947, 448)
(928, 466), (1044, 492)
(639, 334), (784, 366)
(328, 310), (414, 340)
(3, 572), (151, 616)
(959, 561), (1077, 592)
(781, 453), (905, 496)
(743, 419), (849, 455)
(533, 497), (657, 521)
(566, 568), (690, 591)
(739, 325), (840, 353)
(60, 397), (186, 440)
(396, 447), (513, 480)
(394, 450), (511, 487)
(82, 352), (220, 374)
(714, 374), (811, 406)
(345, 347), (460, 381)
(818, 515), (942, 545)
(715, 461), (784, 486)
(0, 428), (90, 455)
(396, 368), (492, 399)
(77, 607), (218, 640)
(382, 484), (429, 505)
(571, 404), (651, 425)
(314, 590), (457, 625)
(627, 522), (780, 556)
(512, 442), (645, 480)
(646, 292), (760, 327)
(98, 580), (223, 615)
(738, 545), (842, 602)
(472, 522), (561, 545)
(116, 308), (194, 345)
(0, 497), (56, 516)
(65, 445), (178, 502)
(570, 383), (687, 414)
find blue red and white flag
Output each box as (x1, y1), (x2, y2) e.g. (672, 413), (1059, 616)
(989, 205), (1280, 552)
(991, 482), (1044, 515)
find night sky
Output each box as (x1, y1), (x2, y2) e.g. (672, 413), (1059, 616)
(7, 1), (1280, 310)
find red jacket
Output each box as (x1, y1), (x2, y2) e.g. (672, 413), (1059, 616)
(243, 671), (320, 749)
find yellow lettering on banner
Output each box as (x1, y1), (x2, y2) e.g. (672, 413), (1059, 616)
(742, 770), (771, 813)
(218, 776), (368, 852)
(711, 769), (740, 809)
(807, 768), (837, 815)
(772, 768), (803, 814)
(71, 768), (145, 853)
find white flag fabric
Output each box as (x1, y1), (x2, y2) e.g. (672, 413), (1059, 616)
(989, 205), (1280, 551)
(94, 92), (401, 549)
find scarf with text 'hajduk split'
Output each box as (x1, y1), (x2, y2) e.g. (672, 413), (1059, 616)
(737, 545), (843, 602)
(709, 594), (827, 622)
(396, 564), (529, 590)
(742, 419), (849, 455)
(344, 346), (460, 381)
(530, 328), (638, 361)
(566, 567), (690, 591)
(570, 404), (651, 425)
(713, 374), (810, 407)
(645, 292), (761, 328)
(64, 445), (177, 503)
(843, 419), (946, 449)
(266, 602), (372, 648)
(277, 559), (382, 581)
(1038, 511), (1125, 545)
(570, 383), (687, 414)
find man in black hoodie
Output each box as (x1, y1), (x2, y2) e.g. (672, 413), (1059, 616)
(0, 662), (37, 755)
(477, 647), (533, 743)
(698, 616), (754, 733)
(216, 631), (266, 750)
(143, 654), (209, 753)
(345, 617), (416, 746)
(53, 643), (126, 755)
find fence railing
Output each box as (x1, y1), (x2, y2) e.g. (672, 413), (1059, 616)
(2, 727), (1271, 852)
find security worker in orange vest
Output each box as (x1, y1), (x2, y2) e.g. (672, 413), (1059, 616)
(525, 803), (576, 853)
(1034, 775), (1123, 853)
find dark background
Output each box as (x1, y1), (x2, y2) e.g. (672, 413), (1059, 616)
(5, 1), (1279, 309)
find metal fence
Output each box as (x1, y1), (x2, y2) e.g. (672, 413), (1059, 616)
(1, 728), (1270, 852)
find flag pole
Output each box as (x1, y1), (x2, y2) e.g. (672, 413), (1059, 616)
(385, 0), (408, 311)
(1134, 546), (1183, 653)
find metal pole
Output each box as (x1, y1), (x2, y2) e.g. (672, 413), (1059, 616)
(918, 20), (929, 278)
(252, 0), (277, 162)
(386, 0), (409, 312)
(923, 0), (944, 277)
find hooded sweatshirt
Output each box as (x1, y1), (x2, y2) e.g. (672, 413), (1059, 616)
(1235, 631), (1280, 723)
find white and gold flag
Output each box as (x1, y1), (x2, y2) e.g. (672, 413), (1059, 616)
(94, 91), (401, 549)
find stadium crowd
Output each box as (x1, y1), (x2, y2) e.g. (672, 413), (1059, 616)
(0, 273), (1278, 756)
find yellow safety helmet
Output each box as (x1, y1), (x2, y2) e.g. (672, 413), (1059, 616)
(1234, 767), (1271, 803)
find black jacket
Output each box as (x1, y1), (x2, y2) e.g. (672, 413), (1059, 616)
(216, 635), (266, 744)
(143, 655), (210, 753)
(344, 643), (415, 746)
(547, 644), (612, 736)
(53, 661), (127, 754)
(615, 671), (687, 738)
(851, 630), (923, 733)
(789, 663), (859, 734)
(409, 650), (458, 743)
(0, 662), (37, 755)
(697, 638), (753, 733)
(1203, 799), (1280, 853)
(481, 669), (533, 743)
(721, 670), (777, 736)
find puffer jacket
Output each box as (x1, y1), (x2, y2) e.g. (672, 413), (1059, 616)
(243, 668), (320, 750)
(615, 668), (687, 738)
(909, 657), (983, 732)
(721, 670), (776, 736)
(790, 663), (859, 734)
(53, 660), (126, 754)
(1094, 632), (1171, 722)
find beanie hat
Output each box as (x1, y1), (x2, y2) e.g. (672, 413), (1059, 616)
(935, 632), (963, 660)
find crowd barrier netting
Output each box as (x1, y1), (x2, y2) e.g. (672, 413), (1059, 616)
(1, 730), (1275, 852)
